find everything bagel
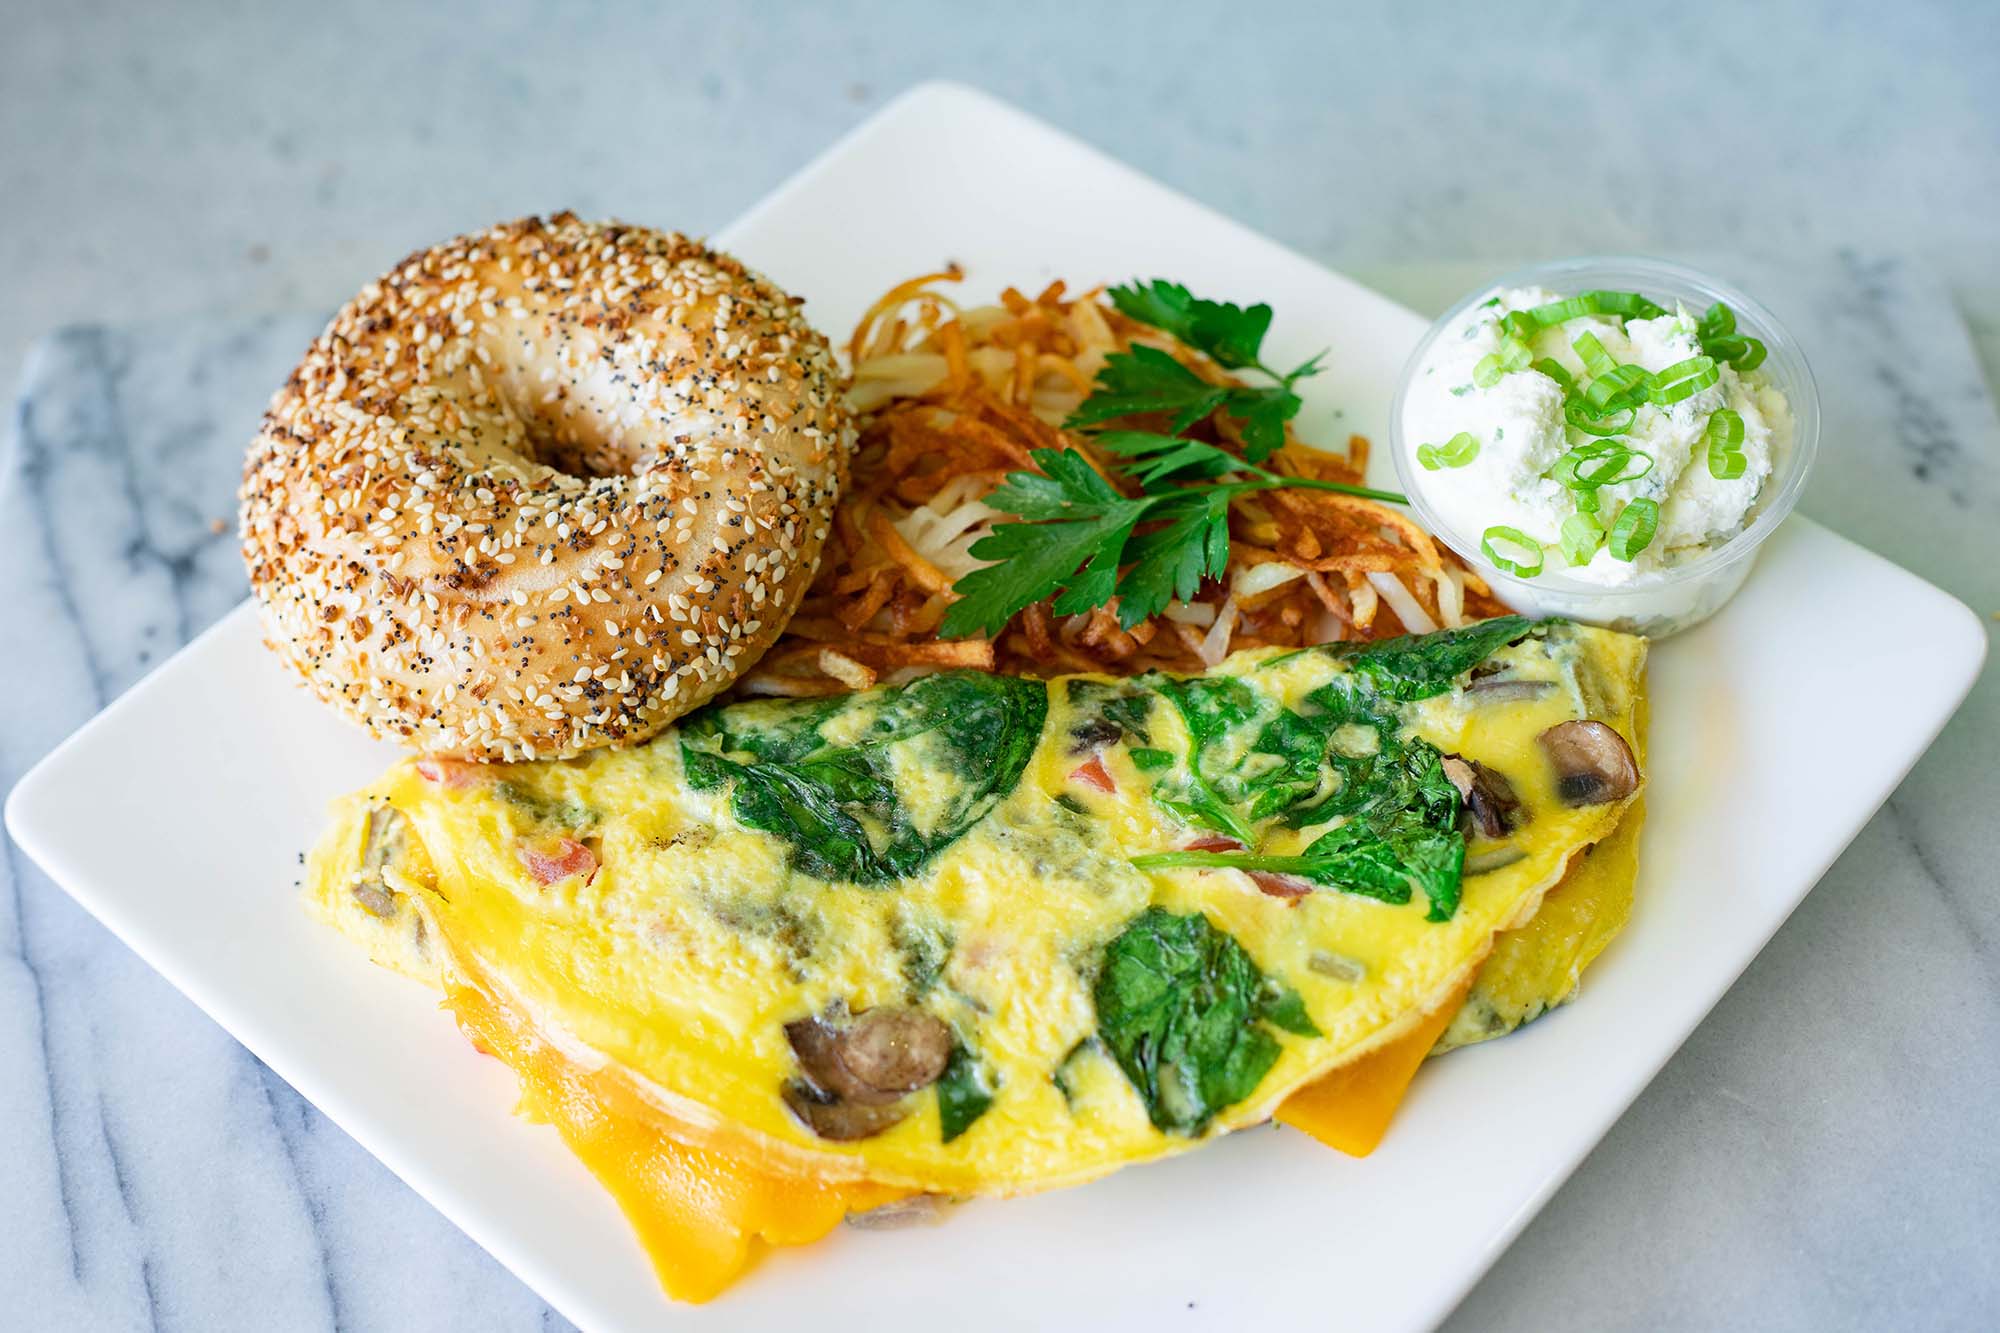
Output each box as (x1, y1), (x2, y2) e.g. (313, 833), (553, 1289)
(240, 214), (851, 760)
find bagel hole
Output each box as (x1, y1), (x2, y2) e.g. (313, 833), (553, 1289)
(490, 356), (655, 481)
(521, 418), (651, 482)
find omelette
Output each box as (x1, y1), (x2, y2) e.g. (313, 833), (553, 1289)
(307, 614), (1646, 1298)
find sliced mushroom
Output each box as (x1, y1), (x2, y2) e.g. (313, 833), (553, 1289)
(781, 1081), (910, 1141)
(1441, 756), (1524, 837)
(1537, 720), (1640, 806)
(1463, 677), (1555, 703)
(834, 1007), (952, 1097)
(785, 1005), (952, 1115)
(786, 1016), (893, 1105)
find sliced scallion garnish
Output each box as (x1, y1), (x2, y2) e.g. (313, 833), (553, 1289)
(1705, 407), (1748, 479)
(1417, 432), (1480, 470)
(1651, 354), (1719, 405)
(1472, 335), (1533, 388)
(1581, 364), (1654, 415)
(1526, 290), (1666, 327)
(1706, 333), (1768, 371)
(1559, 511), (1605, 565)
(1564, 400), (1635, 436)
(1577, 290), (1668, 321)
(1481, 525), (1545, 577)
(1607, 498), (1660, 561)
(1697, 302), (1767, 370)
(1548, 442), (1653, 501)
(1572, 332), (1618, 381)
(1532, 357), (1575, 392)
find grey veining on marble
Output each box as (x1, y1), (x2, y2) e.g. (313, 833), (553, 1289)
(2, 250), (1993, 1333)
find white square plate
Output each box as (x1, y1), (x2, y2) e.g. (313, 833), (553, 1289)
(6, 82), (1987, 1332)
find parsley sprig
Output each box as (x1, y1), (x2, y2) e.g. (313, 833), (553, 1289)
(938, 279), (1404, 639)
(1070, 281), (1329, 460)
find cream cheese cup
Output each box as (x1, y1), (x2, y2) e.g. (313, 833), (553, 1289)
(1390, 257), (1819, 637)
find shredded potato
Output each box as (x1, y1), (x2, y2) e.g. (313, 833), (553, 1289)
(744, 269), (1505, 695)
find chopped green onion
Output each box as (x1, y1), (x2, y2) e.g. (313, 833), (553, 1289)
(1546, 441), (1622, 486)
(1696, 304), (1768, 371)
(1564, 400), (1635, 436)
(1472, 335), (1533, 388)
(1581, 364), (1654, 415)
(1417, 431), (1481, 470)
(1579, 290), (1668, 321)
(1651, 354), (1719, 405)
(1532, 357), (1575, 391)
(1572, 332), (1618, 381)
(1499, 310), (1539, 341)
(1549, 442), (1654, 490)
(1525, 290), (1666, 327)
(1559, 511), (1605, 565)
(1574, 485), (1602, 514)
(1527, 295), (1598, 327)
(1607, 498), (1660, 561)
(1709, 335), (1767, 371)
(1579, 446), (1654, 487)
(1481, 525), (1545, 577)
(1705, 408), (1747, 479)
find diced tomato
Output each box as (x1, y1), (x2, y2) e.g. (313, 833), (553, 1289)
(415, 757), (480, 790)
(1068, 755), (1115, 793)
(1247, 871), (1313, 902)
(1183, 834), (1245, 853)
(517, 837), (599, 885)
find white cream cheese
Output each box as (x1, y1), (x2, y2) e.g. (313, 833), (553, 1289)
(1400, 286), (1793, 585)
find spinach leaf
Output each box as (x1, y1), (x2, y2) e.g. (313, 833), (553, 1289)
(1136, 741), (1467, 921)
(937, 1043), (995, 1142)
(1277, 698), (1448, 829)
(1148, 674), (1263, 844)
(1155, 674), (1260, 743)
(1328, 614), (1540, 701)
(1124, 639), (1483, 919)
(1244, 810), (1464, 920)
(681, 671), (1048, 884)
(1257, 979), (1322, 1037)
(1065, 679), (1157, 746)
(1094, 907), (1317, 1135)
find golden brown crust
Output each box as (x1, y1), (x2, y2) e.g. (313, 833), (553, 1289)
(240, 214), (852, 759)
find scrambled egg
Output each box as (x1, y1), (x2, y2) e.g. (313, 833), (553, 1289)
(308, 618), (1645, 1298)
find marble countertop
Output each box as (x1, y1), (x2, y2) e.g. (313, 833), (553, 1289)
(4, 4), (1997, 1330)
